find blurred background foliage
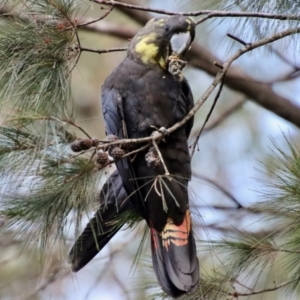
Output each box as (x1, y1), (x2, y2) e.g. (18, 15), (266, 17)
(0, 0), (300, 299)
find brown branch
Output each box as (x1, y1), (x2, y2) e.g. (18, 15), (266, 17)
(6, 116), (92, 139)
(266, 69), (300, 84)
(227, 33), (249, 46)
(152, 137), (170, 175)
(91, 0), (300, 21)
(100, 1), (300, 129)
(187, 43), (300, 129)
(79, 19), (136, 39)
(193, 172), (243, 208)
(3, 2), (300, 129)
(197, 205), (243, 211)
(80, 46), (127, 54)
(229, 280), (295, 297)
(75, 6), (114, 29)
(271, 46), (300, 71)
(22, 268), (70, 300)
(191, 76), (225, 157)
(121, 144), (150, 159)
(86, 27), (300, 168)
(195, 10), (300, 24)
(83, 244), (123, 299)
(166, 27), (300, 137)
(89, 0), (188, 16)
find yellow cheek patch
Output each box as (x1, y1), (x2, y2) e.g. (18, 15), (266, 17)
(135, 33), (158, 64)
(135, 33), (166, 69)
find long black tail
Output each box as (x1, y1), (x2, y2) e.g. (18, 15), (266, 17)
(150, 210), (199, 298)
(69, 170), (130, 272)
(69, 171), (199, 298)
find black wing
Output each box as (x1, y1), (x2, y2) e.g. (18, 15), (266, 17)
(68, 88), (134, 272)
(102, 87), (131, 191)
(101, 86), (148, 220)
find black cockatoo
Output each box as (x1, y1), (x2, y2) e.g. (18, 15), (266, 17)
(69, 15), (199, 298)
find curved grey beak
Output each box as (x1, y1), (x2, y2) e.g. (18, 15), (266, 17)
(170, 32), (192, 56)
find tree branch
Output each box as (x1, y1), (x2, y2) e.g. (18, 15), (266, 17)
(3, 2), (300, 129)
(187, 42), (300, 128)
(201, 97), (246, 134)
(82, 26), (300, 169)
(80, 46), (127, 54)
(75, 6), (114, 29)
(91, 0), (300, 21)
(229, 279), (296, 297)
(98, 1), (300, 129)
(79, 19), (136, 39)
(191, 76), (225, 157)
(22, 268), (70, 300)
(193, 172), (243, 208)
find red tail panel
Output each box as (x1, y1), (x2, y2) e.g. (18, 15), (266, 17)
(150, 210), (199, 298)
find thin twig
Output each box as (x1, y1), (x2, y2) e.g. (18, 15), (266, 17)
(79, 19), (136, 39)
(190, 76), (225, 157)
(75, 4), (300, 129)
(22, 268), (70, 300)
(196, 204), (246, 211)
(271, 46), (300, 71)
(75, 6), (114, 29)
(84, 245), (122, 299)
(51, 1), (82, 74)
(152, 139), (170, 176)
(90, 0), (300, 21)
(60, 119), (92, 139)
(3, 3), (300, 128)
(229, 279), (296, 297)
(86, 27), (300, 154)
(122, 144), (150, 159)
(266, 69), (300, 84)
(235, 280), (253, 292)
(227, 33), (249, 46)
(80, 46), (127, 54)
(95, 144), (150, 170)
(202, 97), (246, 133)
(214, 61), (224, 69)
(193, 172), (243, 208)
(169, 26), (300, 138)
(6, 116), (92, 139)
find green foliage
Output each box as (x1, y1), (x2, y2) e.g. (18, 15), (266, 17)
(255, 136), (300, 225)
(1, 1), (300, 299)
(223, 0), (300, 16)
(0, 0), (76, 117)
(192, 0), (300, 54)
(224, 0), (300, 44)
(175, 137), (300, 300)
(0, 0), (100, 252)
(0, 0), (144, 259)
(141, 136), (300, 299)
(0, 119), (99, 248)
